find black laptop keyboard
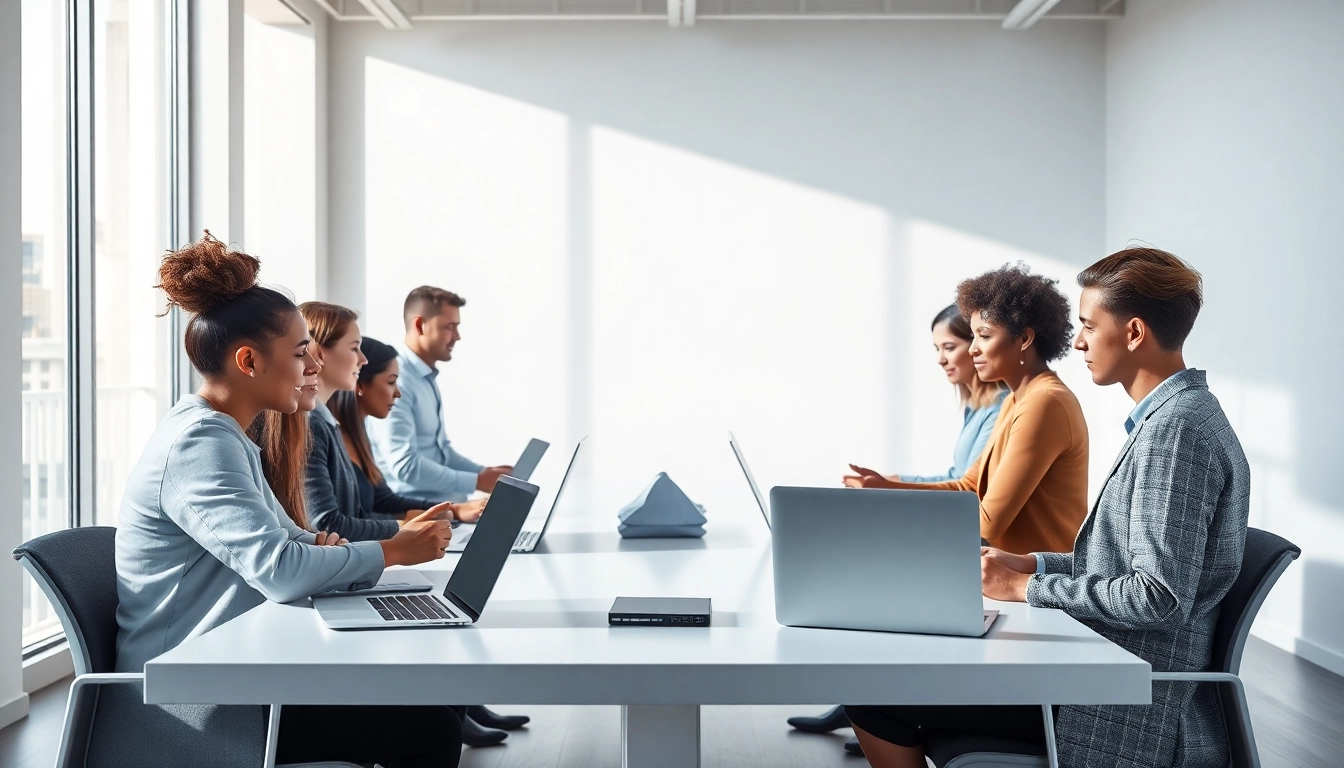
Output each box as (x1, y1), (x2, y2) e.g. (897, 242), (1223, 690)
(367, 595), (460, 622)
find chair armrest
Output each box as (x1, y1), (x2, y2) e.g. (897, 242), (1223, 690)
(1150, 671), (1242, 684)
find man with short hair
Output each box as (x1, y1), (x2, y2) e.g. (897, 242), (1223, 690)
(369, 286), (513, 515)
(850, 248), (1250, 768)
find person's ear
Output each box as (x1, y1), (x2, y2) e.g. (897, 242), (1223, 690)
(234, 345), (258, 378)
(1020, 328), (1037, 354)
(412, 316), (425, 336)
(1126, 318), (1147, 352)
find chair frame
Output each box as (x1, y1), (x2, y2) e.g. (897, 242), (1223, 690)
(15, 539), (354, 768)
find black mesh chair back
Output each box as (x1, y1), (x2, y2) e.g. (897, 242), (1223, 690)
(13, 526), (120, 676)
(1209, 527), (1300, 675)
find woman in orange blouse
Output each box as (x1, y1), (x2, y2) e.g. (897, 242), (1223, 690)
(847, 264), (1088, 555)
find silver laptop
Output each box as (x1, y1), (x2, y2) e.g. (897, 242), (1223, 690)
(728, 432), (771, 530)
(449, 438), (586, 553)
(511, 438), (550, 481)
(770, 486), (998, 637)
(314, 476), (538, 629)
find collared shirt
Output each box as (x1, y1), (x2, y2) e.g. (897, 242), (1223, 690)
(903, 388), (1008, 483)
(1125, 370), (1189, 434)
(1033, 368), (1193, 573)
(367, 343), (483, 502)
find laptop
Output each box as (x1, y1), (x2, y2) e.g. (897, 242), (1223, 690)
(511, 438), (550, 481)
(449, 438), (586, 553)
(728, 432), (771, 530)
(313, 476), (538, 629)
(770, 486), (998, 637)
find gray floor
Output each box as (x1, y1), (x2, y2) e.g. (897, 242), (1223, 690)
(3, 637), (1341, 767)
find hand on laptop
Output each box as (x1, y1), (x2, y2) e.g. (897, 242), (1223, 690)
(843, 464), (899, 489)
(381, 508), (453, 567)
(452, 497), (487, 523)
(401, 501), (457, 525)
(477, 465), (513, 493)
(981, 548), (1031, 602)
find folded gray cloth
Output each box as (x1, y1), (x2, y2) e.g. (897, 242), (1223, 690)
(617, 472), (707, 538)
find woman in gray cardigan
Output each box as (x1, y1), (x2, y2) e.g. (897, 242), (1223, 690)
(298, 303), (529, 746)
(116, 234), (457, 767)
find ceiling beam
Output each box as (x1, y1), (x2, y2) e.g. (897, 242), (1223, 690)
(1003, 0), (1063, 29)
(354, 0), (413, 29)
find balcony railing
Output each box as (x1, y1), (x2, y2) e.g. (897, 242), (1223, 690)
(21, 385), (160, 648)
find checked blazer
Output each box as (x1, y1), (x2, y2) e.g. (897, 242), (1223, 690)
(1027, 369), (1250, 768)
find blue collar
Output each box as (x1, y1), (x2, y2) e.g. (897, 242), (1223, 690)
(1125, 369), (1199, 434)
(313, 398), (339, 427)
(396, 342), (437, 380)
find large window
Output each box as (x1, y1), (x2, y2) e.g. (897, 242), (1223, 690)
(93, 0), (173, 526)
(19, 0), (179, 652)
(20, 0), (72, 649)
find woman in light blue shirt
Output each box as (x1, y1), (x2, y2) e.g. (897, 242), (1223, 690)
(115, 233), (460, 767)
(787, 304), (1006, 750)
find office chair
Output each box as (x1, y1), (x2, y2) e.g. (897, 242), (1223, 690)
(923, 527), (1300, 768)
(14, 526), (360, 768)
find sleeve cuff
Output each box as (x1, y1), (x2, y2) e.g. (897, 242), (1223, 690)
(345, 541), (386, 591)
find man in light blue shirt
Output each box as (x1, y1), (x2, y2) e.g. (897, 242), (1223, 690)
(369, 286), (512, 505)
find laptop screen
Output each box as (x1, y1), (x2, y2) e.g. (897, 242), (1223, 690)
(511, 438), (550, 481)
(445, 476), (537, 619)
(536, 438), (585, 538)
(729, 433), (770, 530)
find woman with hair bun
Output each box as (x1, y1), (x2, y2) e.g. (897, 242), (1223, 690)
(845, 263), (1089, 556)
(115, 232), (463, 767)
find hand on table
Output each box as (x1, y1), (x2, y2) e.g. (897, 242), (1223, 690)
(842, 464), (899, 489)
(476, 465), (513, 493)
(451, 497), (487, 523)
(981, 547), (1032, 602)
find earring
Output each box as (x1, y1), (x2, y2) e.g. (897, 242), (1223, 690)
(248, 370), (255, 378)
(356, 388), (363, 396)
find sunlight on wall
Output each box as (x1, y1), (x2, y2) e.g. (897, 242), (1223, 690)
(588, 126), (889, 504)
(1214, 376), (1343, 662)
(362, 58), (570, 465)
(357, 60), (1136, 520)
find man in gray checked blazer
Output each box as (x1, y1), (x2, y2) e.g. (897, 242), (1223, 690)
(982, 247), (1250, 768)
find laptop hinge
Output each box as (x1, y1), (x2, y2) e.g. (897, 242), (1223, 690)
(444, 591), (480, 623)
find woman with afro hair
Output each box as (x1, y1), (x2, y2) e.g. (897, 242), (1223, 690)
(845, 262), (1088, 557)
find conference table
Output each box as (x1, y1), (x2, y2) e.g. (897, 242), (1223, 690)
(142, 439), (1151, 768)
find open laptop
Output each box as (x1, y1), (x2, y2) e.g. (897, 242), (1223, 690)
(450, 438), (586, 553)
(313, 476), (538, 629)
(728, 432), (771, 531)
(770, 486), (998, 637)
(511, 438), (550, 481)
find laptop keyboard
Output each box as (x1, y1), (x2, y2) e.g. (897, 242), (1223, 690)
(514, 531), (539, 551)
(367, 595), (460, 622)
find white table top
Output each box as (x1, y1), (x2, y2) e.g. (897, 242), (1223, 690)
(143, 438), (1151, 708)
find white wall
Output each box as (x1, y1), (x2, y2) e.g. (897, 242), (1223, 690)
(1106, 0), (1344, 673)
(1, 0), (32, 731)
(327, 21), (1125, 511)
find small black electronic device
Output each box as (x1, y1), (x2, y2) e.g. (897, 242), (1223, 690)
(608, 597), (711, 626)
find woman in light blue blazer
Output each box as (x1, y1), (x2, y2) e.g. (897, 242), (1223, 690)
(787, 304), (1006, 749)
(115, 234), (459, 768)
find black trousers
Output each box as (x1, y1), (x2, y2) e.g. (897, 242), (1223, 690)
(845, 704), (1050, 750)
(275, 705), (462, 768)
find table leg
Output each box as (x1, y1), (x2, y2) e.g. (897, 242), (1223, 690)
(621, 704), (701, 768)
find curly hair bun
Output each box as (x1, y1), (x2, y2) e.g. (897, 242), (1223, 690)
(157, 231), (261, 315)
